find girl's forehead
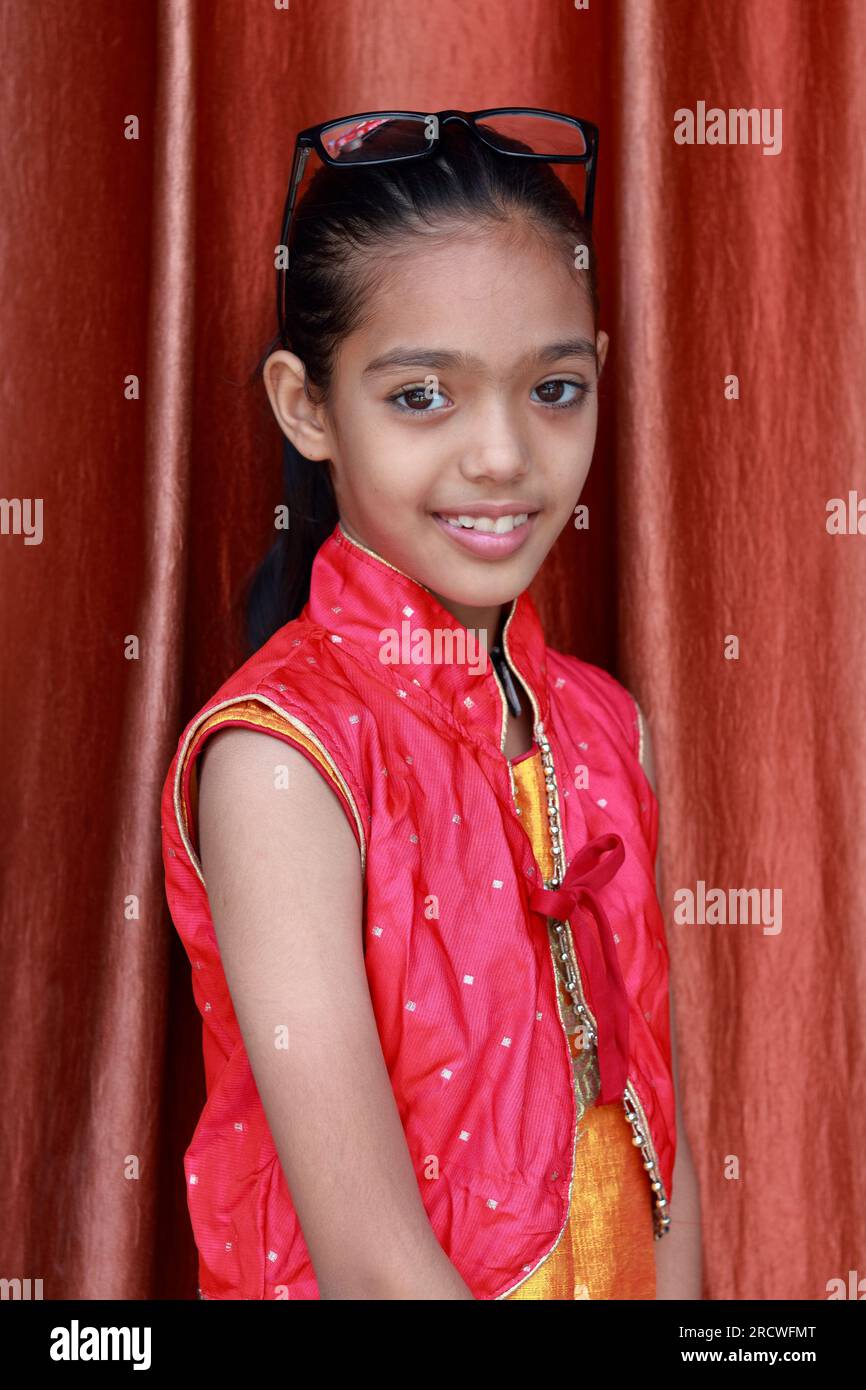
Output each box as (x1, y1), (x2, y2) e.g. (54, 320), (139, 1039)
(374, 220), (573, 281)
(344, 236), (592, 356)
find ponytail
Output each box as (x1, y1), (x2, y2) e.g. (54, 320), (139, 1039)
(244, 434), (338, 656)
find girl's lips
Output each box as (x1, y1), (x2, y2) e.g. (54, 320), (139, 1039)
(432, 511), (538, 558)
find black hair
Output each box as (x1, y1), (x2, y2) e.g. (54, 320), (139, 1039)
(244, 119), (599, 654)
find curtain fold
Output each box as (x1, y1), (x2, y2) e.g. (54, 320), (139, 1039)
(612, 0), (866, 1301)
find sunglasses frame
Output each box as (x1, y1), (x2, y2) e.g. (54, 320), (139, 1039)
(276, 106), (599, 341)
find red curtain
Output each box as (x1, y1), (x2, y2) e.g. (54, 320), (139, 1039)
(2, 0), (864, 1300)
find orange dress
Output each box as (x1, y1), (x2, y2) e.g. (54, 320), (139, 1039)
(186, 702), (657, 1300)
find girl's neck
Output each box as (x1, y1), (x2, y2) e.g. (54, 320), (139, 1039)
(430, 594), (509, 661)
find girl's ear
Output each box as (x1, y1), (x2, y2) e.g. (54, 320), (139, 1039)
(263, 349), (333, 462)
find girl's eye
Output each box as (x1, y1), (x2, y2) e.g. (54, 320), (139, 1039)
(531, 378), (593, 409)
(387, 384), (451, 414)
(387, 378), (593, 415)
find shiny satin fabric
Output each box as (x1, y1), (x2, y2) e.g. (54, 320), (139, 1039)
(162, 521), (673, 1298)
(187, 726), (658, 1299)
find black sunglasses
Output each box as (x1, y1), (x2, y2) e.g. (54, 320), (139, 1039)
(276, 106), (599, 343)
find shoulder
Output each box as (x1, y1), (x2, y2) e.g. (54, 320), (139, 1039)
(194, 612), (367, 723)
(197, 723), (362, 869)
(177, 612), (370, 773)
(164, 620), (373, 879)
(545, 647), (646, 766)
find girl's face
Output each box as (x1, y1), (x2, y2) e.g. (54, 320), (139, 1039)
(268, 220), (608, 624)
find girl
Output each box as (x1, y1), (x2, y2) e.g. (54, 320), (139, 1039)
(161, 109), (702, 1300)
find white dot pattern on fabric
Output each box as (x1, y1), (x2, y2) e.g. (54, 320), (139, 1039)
(405, 1000), (416, 1011)
(579, 741), (588, 750)
(487, 1198), (498, 1210)
(403, 605), (413, 617)
(372, 926), (383, 937)
(501, 1037), (512, 1048)
(330, 634), (342, 643)
(189, 1174), (198, 1185)
(459, 1130), (470, 1141)
(492, 879), (503, 889)
(463, 975), (474, 984)
(349, 714), (360, 724)
(441, 1068), (452, 1080)
(597, 798), (608, 808)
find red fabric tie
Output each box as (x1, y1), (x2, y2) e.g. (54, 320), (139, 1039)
(528, 832), (630, 1105)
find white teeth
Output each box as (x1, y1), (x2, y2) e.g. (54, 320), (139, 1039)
(440, 512), (530, 533)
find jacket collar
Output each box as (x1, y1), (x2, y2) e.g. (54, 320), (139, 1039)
(303, 521), (552, 756)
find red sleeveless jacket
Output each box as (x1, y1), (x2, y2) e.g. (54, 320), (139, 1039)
(161, 521), (675, 1300)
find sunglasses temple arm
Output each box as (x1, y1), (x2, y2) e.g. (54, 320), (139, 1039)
(584, 147), (597, 225)
(284, 146), (311, 246)
(278, 145), (312, 333)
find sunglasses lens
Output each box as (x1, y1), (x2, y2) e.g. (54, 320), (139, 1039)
(321, 115), (433, 163)
(476, 111), (588, 158)
(319, 112), (589, 164)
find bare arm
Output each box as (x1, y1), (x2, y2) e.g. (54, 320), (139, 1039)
(639, 713), (704, 1300)
(197, 727), (475, 1300)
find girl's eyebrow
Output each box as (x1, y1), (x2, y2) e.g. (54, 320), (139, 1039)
(362, 336), (597, 378)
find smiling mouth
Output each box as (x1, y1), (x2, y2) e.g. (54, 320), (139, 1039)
(433, 512), (535, 534)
